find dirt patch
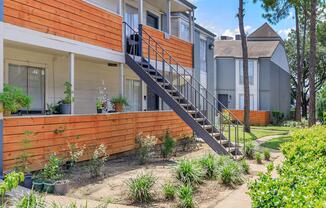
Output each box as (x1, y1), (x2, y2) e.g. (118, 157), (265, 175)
(52, 142), (278, 207)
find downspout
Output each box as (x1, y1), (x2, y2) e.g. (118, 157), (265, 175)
(0, 0), (4, 176)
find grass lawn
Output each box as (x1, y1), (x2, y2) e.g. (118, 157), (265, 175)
(222, 125), (296, 142)
(260, 136), (292, 150)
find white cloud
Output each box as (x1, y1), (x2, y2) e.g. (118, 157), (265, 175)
(221, 25), (252, 38)
(278, 28), (294, 39)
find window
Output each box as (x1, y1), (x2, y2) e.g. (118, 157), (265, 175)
(8, 64), (45, 112)
(180, 21), (190, 41)
(239, 60), (254, 85)
(125, 4), (138, 35)
(85, 0), (119, 13)
(147, 12), (159, 29)
(200, 39), (207, 72)
(125, 79), (142, 111)
(239, 94), (254, 110)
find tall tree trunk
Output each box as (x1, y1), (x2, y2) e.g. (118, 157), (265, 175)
(238, 0), (250, 132)
(300, 2), (308, 118)
(294, 6), (302, 121)
(308, 0), (317, 126)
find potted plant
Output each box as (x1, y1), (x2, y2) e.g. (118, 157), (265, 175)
(15, 131), (33, 189)
(54, 179), (70, 195)
(110, 96), (128, 112)
(42, 153), (63, 193)
(32, 175), (44, 192)
(0, 84), (31, 116)
(96, 99), (103, 114)
(59, 82), (73, 114)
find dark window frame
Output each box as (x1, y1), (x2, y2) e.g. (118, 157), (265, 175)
(146, 11), (159, 30)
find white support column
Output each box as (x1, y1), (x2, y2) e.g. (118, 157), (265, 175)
(118, 0), (124, 16)
(166, 0), (171, 34)
(69, 53), (75, 115)
(120, 64), (124, 96)
(138, 0), (144, 25)
(189, 10), (194, 43)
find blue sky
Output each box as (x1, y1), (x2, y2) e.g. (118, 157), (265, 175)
(190, 0), (295, 39)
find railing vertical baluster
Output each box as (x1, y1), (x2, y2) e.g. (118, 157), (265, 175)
(148, 38), (150, 64)
(155, 43), (158, 76)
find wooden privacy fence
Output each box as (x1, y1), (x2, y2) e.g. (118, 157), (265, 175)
(3, 111), (192, 171)
(228, 110), (270, 126)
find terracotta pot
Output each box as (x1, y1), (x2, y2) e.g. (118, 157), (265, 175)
(54, 180), (70, 195)
(113, 103), (124, 112)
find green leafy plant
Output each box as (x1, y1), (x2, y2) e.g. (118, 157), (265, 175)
(63, 82), (73, 104)
(219, 160), (243, 186)
(0, 171), (24, 204)
(317, 85), (326, 123)
(180, 135), (198, 152)
(199, 154), (219, 179)
(88, 144), (109, 178)
(127, 173), (156, 203)
(266, 162), (274, 173)
(42, 153), (62, 181)
(177, 184), (195, 208)
(161, 131), (176, 160)
(0, 84), (31, 115)
(68, 143), (86, 164)
(110, 96), (128, 106)
(136, 134), (157, 164)
(15, 130), (34, 173)
(163, 182), (176, 200)
(243, 141), (255, 159)
(96, 99), (103, 110)
(271, 110), (284, 125)
(249, 126), (326, 207)
(176, 160), (203, 186)
(239, 159), (250, 174)
(263, 149), (271, 161)
(255, 152), (263, 164)
(14, 191), (46, 208)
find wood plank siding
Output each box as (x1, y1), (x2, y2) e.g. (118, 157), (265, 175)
(3, 112), (192, 171)
(142, 25), (193, 68)
(228, 110), (270, 126)
(4, 0), (122, 52)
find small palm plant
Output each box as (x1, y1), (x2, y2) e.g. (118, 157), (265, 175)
(177, 184), (195, 208)
(176, 160), (203, 186)
(127, 173), (156, 203)
(199, 154), (219, 179)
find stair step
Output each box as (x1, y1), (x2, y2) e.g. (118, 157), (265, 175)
(181, 103), (192, 107)
(210, 132), (220, 137)
(219, 139), (230, 145)
(187, 110), (197, 114)
(201, 125), (212, 129)
(152, 75), (163, 80)
(194, 117), (205, 122)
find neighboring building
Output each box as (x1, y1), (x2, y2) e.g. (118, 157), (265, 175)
(214, 23), (291, 121)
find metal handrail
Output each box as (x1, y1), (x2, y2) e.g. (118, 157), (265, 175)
(123, 22), (245, 153)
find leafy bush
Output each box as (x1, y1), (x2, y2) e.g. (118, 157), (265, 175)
(161, 131), (176, 160)
(219, 160), (243, 186)
(136, 134), (157, 164)
(263, 149), (271, 161)
(199, 154), (219, 179)
(317, 85), (326, 122)
(127, 173), (156, 203)
(0, 84), (31, 114)
(271, 110), (284, 125)
(0, 171), (24, 203)
(88, 144), (109, 178)
(163, 183), (176, 200)
(255, 152), (263, 164)
(248, 126), (326, 207)
(243, 142), (255, 159)
(180, 135), (198, 152)
(266, 162), (274, 173)
(63, 82), (73, 104)
(176, 160), (203, 186)
(239, 159), (250, 174)
(43, 154), (62, 181)
(283, 119), (308, 128)
(177, 185), (195, 208)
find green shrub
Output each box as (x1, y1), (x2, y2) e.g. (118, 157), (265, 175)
(0, 171), (24, 204)
(176, 160), (203, 186)
(127, 173), (156, 203)
(283, 119), (308, 128)
(14, 191), (46, 208)
(88, 144), (109, 178)
(43, 154), (62, 181)
(0, 84), (31, 115)
(317, 85), (326, 122)
(239, 159), (250, 174)
(271, 110), (284, 125)
(248, 126), (326, 207)
(266, 162), (274, 173)
(219, 161), (243, 186)
(199, 154), (219, 179)
(161, 131), (176, 160)
(243, 142), (255, 159)
(163, 183), (176, 200)
(263, 149), (271, 161)
(255, 152), (263, 164)
(136, 134), (157, 164)
(177, 185), (195, 208)
(62, 82), (73, 104)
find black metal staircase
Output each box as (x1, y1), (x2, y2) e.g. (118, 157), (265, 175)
(124, 23), (245, 158)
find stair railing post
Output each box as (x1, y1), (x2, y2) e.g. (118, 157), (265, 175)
(138, 24), (143, 57)
(147, 38), (150, 64)
(155, 43), (158, 77)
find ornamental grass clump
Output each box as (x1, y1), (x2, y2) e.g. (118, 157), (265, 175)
(249, 126), (326, 208)
(177, 184), (195, 208)
(219, 160), (243, 186)
(263, 149), (271, 161)
(255, 152), (263, 164)
(199, 154), (219, 179)
(243, 141), (255, 159)
(163, 182), (177, 200)
(175, 160), (203, 186)
(239, 159), (250, 174)
(127, 173), (156, 203)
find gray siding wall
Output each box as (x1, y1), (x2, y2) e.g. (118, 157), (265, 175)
(259, 58), (291, 116)
(215, 58), (236, 109)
